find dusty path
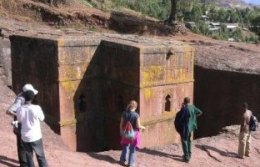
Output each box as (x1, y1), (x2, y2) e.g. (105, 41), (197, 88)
(0, 78), (259, 167)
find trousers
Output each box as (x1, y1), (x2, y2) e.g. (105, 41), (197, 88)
(23, 139), (48, 167)
(238, 131), (251, 158)
(181, 133), (192, 161)
(120, 144), (136, 166)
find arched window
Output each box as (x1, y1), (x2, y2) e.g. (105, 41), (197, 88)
(165, 95), (171, 112)
(166, 50), (173, 60)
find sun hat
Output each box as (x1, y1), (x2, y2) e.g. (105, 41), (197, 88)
(22, 83), (38, 95)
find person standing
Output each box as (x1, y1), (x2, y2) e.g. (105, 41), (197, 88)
(119, 100), (145, 167)
(16, 90), (48, 167)
(174, 97), (202, 162)
(238, 102), (252, 158)
(6, 83), (38, 167)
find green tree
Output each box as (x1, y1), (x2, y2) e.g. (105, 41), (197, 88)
(228, 9), (240, 23)
(232, 28), (243, 41)
(208, 6), (218, 21)
(198, 21), (210, 35)
(190, 4), (203, 22)
(216, 24), (229, 40)
(217, 8), (227, 22)
(250, 15), (260, 35)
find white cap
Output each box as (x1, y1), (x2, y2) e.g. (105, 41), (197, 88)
(22, 84), (38, 95)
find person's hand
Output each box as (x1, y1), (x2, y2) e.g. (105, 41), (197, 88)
(6, 110), (10, 114)
(11, 121), (19, 128)
(6, 110), (15, 116)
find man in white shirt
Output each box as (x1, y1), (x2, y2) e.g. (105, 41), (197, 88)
(17, 90), (48, 167)
(6, 83), (38, 167)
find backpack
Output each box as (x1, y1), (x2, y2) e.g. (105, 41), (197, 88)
(174, 111), (182, 134)
(249, 115), (258, 131)
(121, 121), (135, 140)
(174, 106), (190, 139)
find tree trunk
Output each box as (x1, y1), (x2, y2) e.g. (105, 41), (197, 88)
(165, 0), (178, 24)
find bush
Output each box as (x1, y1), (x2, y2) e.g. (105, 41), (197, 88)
(249, 34), (259, 44)
(197, 21), (210, 35)
(109, 0), (170, 20)
(191, 26), (200, 33)
(232, 28), (243, 41)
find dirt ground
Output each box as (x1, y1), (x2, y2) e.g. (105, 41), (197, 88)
(0, 76), (260, 167)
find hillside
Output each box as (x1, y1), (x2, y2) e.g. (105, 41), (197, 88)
(0, 0), (188, 36)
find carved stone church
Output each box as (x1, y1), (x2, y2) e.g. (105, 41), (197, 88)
(10, 32), (194, 151)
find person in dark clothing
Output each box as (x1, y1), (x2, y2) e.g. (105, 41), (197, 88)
(174, 97), (202, 162)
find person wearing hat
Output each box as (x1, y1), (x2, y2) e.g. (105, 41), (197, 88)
(6, 83), (38, 167)
(16, 90), (48, 167)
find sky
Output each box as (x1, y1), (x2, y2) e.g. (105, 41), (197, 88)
(243, 0), (260, 5)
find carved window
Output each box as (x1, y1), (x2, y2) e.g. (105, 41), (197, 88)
(166, 50), (173, 60)
(165, 95), (171, 112)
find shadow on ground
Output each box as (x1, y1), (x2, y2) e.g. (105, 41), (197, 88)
(195, 144), (238, 162)
(0, 155), (19, 167)
(87, 152), (119, 164)
(139, 148), (183, 162)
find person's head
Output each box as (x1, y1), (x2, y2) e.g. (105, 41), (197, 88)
(183, 97), (190, 105)
(243, 102), (248, 110)
(126, 100), (138, 111)
(24, 90), (35, 102)
(22, 83), (38, 95)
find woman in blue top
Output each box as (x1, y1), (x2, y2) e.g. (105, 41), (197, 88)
(119, 100), (145, 167)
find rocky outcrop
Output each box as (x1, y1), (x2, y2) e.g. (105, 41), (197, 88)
(0, 39), (11, 86)
(190, 40), (260, 138)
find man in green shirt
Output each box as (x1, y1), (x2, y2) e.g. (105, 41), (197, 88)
(175, 97), (202, 162)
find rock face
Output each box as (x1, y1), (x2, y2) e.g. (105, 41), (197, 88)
(192, 40), (260, 138)
(0, 39), (11, 86)
(195, 66), (260, 138)
(10, 33), (194, 152)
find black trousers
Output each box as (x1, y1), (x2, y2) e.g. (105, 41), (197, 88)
(16, 126), (28, 167)
(13, 117), (27, 167)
